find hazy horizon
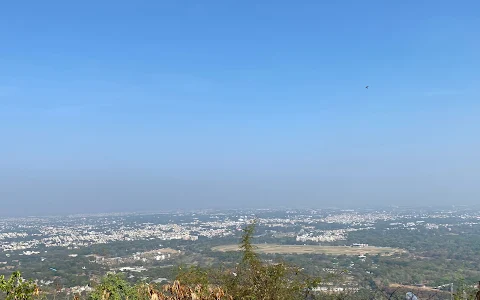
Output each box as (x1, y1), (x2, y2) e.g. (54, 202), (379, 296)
(1, 1), (479, 216)
(1, 202), (477, 218)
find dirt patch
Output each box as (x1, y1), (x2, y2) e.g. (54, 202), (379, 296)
(212, 244), (404, 255)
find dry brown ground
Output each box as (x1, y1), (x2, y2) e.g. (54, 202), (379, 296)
(212, 244), (404, 255)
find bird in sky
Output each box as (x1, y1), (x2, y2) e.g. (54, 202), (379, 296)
(365, 86), (369, 89)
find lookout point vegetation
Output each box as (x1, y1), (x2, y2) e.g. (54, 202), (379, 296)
(0, 221), (323, 300)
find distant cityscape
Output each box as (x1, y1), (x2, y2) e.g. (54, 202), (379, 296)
(1, 208), (478, 251)
(1, 207), (480, 295)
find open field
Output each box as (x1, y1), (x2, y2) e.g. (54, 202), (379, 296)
(389, 283), (441, 292)
(386, 284), (451, 298)
(212, 244), (404, 255)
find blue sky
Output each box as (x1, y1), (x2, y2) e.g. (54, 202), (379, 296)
(1, 1), (479, 215)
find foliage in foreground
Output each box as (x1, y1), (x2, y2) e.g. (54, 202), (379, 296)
(9, 221), (480, 300)
(176, 220), (322, 300)
(88, 273), (230, 300)
(1, 221), (322, 299)
(0, 271), (40, 300)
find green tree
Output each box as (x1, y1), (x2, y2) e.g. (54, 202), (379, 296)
(0, 271), (40, 300)
(226, 220), (322, 299)
(89, 273), (136, 300)
(177, 220), (322, 300)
